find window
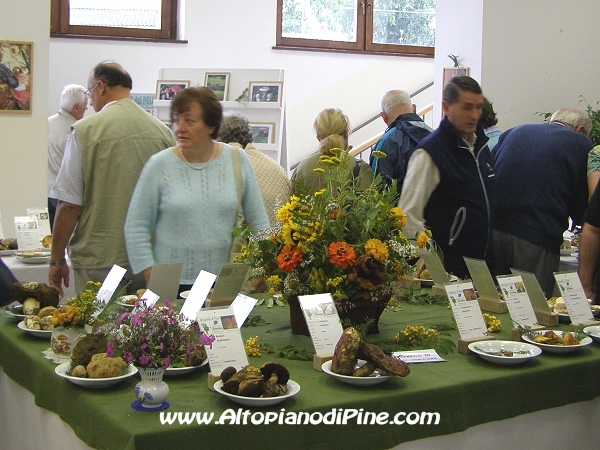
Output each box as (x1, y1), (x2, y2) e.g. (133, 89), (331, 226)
(277, 0), (435, 56)
(50, 0), (180, 42)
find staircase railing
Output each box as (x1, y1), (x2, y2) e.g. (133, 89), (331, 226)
(289, 81), (434, 171)
(349, 102), (433, 158)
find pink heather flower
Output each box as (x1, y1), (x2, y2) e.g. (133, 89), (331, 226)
(200, 333), (216, 349)
(106, 341), (115, 358)
(139, 354), (150, 365)
(122, 351), (133, 364)
(162, 357), (172, 370)
(141, 342), (148, 350)
(116, 313), (129, 325)
(132, 314), (143, 326)
(159, 342), (164, 352)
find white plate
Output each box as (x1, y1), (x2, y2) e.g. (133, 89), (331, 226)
(321, 359), (392, 386)
(415, 275), (458, 288)
(0, 249), (17, 256)
(522, 330), (593, 354)
(213, 379), (300, 407)
(55, 362), (138, 388)
(116, 295), (138, 310)
(180, 290), (190, 299)
(17, 320), (52, 338)
(16, 252), (51, 264)
(560, 247), (578, 256)
(584, 326), (600, 343)
(468, 340), (541, 365)
(164, 358), (209, 377)
(4, 310), (30, 321)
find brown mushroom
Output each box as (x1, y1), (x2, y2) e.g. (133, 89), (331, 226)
(260, 361), (290, 385)
(238, 378), (265, 397)
(220, 366), (237, 382)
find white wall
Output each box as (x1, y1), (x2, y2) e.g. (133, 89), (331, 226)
(435, 0), (600, 131)
(0, 0), (49, 238)
(48, 0), (435, 168)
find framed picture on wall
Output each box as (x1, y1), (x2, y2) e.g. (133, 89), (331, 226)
(155, 80), (189, 100)
(442, 67), (470, 91)
(0, 40), (33, 113)
(130, 93), (155, 114)
(204, 72), (230, 101)
(249, 122), (275, 144)
(248, 81), (283, 105)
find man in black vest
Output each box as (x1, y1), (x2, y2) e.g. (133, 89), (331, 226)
(399, 76), (494, 279)
(369, 89), (433, 193)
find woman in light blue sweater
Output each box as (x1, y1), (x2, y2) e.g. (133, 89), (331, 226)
(125, 88), (269, 291)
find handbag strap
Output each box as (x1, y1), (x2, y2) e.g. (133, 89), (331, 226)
(231, 146), (243, 215)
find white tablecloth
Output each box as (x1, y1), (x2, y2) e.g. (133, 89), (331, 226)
(1, 255), (77, 299)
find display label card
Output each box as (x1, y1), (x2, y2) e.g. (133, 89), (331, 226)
(392, 349), (446, 364)
(511, 269), (553, 313)
(420, 251), (450, 284)
(210, 263), (251, 307)
(230, 293), (258, 327)
(298, 293), (344, 357)
(196, 307), (248, 374)
(554, 271), (595, 325)
(0, 211), (4, 239)
(139, 289), (160, 308)
(497, 275), (539, 327)
(445, 281), (489, 339)
(463, 257), (499, 300)
(93, 264), (127, 316)
(180, 270), (217, 322)
(14, 216), (40, 250)
(27, 207), (51, 246)
(147, 262), (183, 304)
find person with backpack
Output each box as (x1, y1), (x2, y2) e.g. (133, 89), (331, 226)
(369, 89), (433, 193)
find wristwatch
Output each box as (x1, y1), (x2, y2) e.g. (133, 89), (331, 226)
(49, 258), (66, 266)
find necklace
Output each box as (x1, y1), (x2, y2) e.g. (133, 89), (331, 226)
(178, 142), (218, 169)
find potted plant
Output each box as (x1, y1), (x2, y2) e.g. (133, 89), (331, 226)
(236, 149), (428, 335)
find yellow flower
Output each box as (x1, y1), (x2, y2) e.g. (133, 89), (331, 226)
(282, 221), (301, 245)
(389, 206), (407, 228)
(313, 167), (326, 173)
(364, 238), (389, 261)
(416, 231), (429, 249)
(276, 205), (293, 224)
(330, 147), (344, 156)
(319, 155), (337, 166)
(314, 189), (326, 197)
(266, 275), (282, 288)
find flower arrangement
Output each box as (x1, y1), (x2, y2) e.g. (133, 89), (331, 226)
(49, 281), (102, 328)
(99, 300), (204, 370)
(237, 150), (427, 312)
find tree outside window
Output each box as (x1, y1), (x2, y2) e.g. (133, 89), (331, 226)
(277, 0), (435, 56)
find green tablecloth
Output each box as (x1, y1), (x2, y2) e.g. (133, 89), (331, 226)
(1, 300), (600, 450)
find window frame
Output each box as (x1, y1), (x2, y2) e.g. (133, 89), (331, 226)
(275, 0), (434, 57)
(50, 0), (181, 42)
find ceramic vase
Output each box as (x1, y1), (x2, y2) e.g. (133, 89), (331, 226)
(135, 368), (169, 408)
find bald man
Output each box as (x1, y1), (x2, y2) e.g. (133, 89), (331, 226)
(49, 62), (176, 295)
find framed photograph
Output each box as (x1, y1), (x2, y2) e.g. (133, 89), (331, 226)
(248, 81), (283, 105)
(155, 80), (189, 100)
(0, 40), (33, 113)
(442, 67), (470, 90)
(130, 93), (155, 114)
(248, 122), (275, 144)
(204, 72), (230, 101)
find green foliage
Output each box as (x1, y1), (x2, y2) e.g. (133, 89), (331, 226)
(396, 287), (449, 306)
(242, 315), (270, 327)
(260, 343), (314, 361)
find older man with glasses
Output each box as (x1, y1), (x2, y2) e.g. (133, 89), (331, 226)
(48, 61), (176, 295)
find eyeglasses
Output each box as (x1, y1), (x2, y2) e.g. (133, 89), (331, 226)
(85, 81), (98, 96)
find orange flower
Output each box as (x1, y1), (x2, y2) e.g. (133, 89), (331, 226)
(276, 245), (303, 272)
(327, 242), (356, 269)
(416, 232), (429, 249)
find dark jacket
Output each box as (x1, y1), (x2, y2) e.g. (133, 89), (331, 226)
(369, 113), (432, 191)
(492, 123), (592, 253)
(420, 117), (494, 277)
